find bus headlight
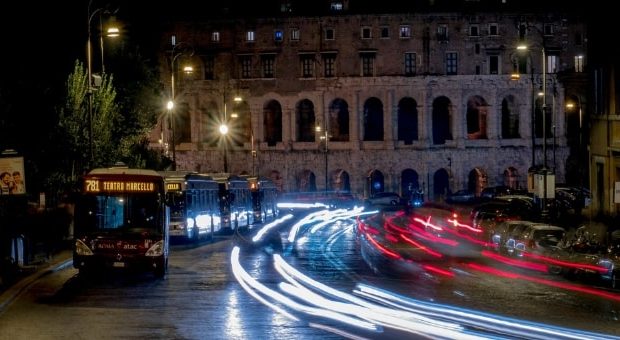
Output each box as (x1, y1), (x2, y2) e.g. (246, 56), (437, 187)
(145, 240), (164, 257)
(75, 239), (94, 256)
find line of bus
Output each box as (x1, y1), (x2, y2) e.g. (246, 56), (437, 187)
(160, 171), (221, 242)
(73, 167), (169, 277)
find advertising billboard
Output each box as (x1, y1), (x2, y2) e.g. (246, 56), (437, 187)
(0, 156), (26, 195)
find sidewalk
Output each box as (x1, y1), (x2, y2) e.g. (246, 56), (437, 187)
(0, 248), (73, 312)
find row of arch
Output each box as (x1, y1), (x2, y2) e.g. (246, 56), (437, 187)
(173, 94), (555, 147)
(266, 166), (522, 200)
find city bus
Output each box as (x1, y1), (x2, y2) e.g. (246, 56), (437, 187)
(208, 174), (253, 233)
(160, 171), (221, 241)
(73, 167), (169, 277)
(247, 176), (279, 223)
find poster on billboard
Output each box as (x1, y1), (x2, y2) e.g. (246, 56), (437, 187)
(0, 156), (26, 195)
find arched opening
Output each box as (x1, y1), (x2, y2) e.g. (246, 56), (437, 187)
(466, 95), (488, 139)
(401, 168), (420, 199)
(329, 98), (350, 141)
(363, 97), (384, 141)
(297, 169), (316, 192)
(432, 96), (452, 145)
(263, 100), (283, 146)
(366, 169), (385, 197)
(433, 168), (450, 201)
(501, 95), (520, 139)
(468, 168), (488, 197)
(296, 99), (316, 142)
(397, 97), (418, 144)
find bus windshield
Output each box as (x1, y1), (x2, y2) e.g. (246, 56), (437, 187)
(75, 193), (162, 233)
(166, 191), (186, 220)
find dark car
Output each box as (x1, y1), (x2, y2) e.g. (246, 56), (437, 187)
(364, 192), (402, 207)
(446, 189), (477, 204)
(480, 186), (528, 200)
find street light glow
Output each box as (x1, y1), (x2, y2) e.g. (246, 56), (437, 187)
(106, 27), (120, 37)
(219, 124), (229, 135)
(167, 100), (174, 110)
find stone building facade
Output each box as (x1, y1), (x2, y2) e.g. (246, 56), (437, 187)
(150, 7), (587, 201)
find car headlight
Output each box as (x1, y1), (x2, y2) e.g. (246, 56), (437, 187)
(75, 239), (94, 256)
(145, 240), (164, 257)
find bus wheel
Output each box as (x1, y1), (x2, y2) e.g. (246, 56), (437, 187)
(154, 259), (167, 278)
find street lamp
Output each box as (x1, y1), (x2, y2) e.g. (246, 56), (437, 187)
(518, 42), (553, 218)
(218, 94), (242, 173)
(219, 123), (229, 173)
(315, 125), (329, 191)
(168, 37), (194, 170)
(567, 97), (584, 186)
(86, 0), (119, 167)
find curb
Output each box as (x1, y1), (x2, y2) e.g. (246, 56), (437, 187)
(0, 250), (73, 314)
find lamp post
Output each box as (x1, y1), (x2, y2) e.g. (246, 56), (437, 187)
(567, 96), (584, 185)
(518, 43), (551, 218)
(218, 94), (242, 174)
(86, 1), (118, 168)
(166, 100), (176, 170)
(219, 122), (229, 173)
(316, 125), (329, 191)
(168, 38), (194, 171)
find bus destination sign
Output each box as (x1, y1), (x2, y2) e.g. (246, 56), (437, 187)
(85, 179), (157, 193)
(166, 182), (182, 191)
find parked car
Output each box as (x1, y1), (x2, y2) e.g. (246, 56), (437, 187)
(446, 189), (477, 204)
(364, 192), (402, 207)
(470, 208), (521, 244)
(490, 220), (540, 254)
(480, 186), (527, 200)
(557, 224), (620, 288)
(509, 223), (566, 274)
(555, 185), (592, 216)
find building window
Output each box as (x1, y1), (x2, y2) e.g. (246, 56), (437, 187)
(519, 24), (527, 39)
(475, 65), (481, 75)
(445, 52), (457, 75)
(547, 54), (559, 73)
(437, 25), (448, 41)
(361, 53), (375, 77)
(489, 23), (498, 36)
(489, 55), (499, 74)
(475, 43), (480, 54)
(323, 54), (336, 77)
(469, 25), (479, 37)
(211, 31), (220, 42)
(300, 54), (314, 78)
(330, 1), (343, 11)
(575, 55), (584, 73)
(204, 55), (214, 80)
(544, 23), (554, 36)
(325, 28), (335, 40)
(380, 26), (389, 38)
(281, 2), (292, 13)
(240, 56), (252, 78)
(361, 27), (372, 39)
(246, 30), (255, 42)
(399, 25), (411, 39)
(261, 55), (275, 78)
(274, 30), (283, 42)
(290, 28), (300, 41)
(404, 52), (416, 76)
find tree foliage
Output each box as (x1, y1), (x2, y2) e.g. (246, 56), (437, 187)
(47, 53), (164, 200)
